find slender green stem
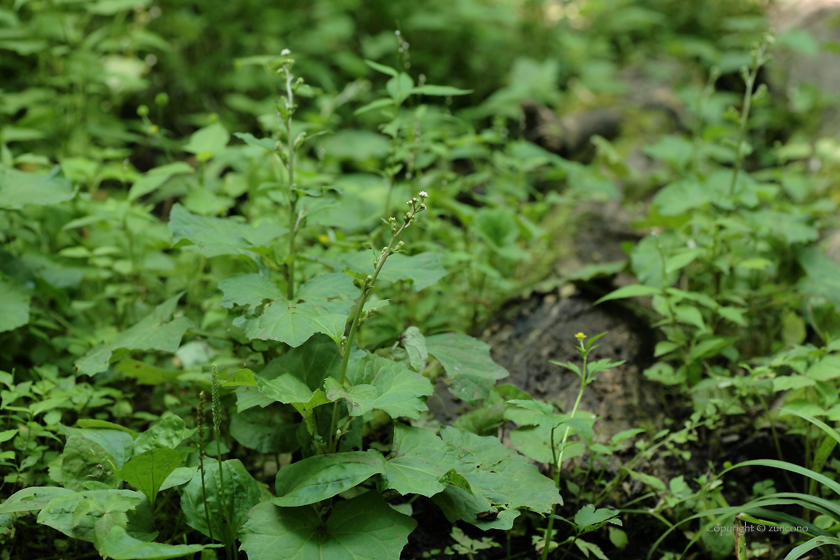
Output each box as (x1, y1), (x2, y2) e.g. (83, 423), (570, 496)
(214, 431), (233, 559)
(196, 392), (211, 541)
(327, 199), (425, 453)
(327, 239), (399, 452)
(541, 350), (588, 560)
(728, 42), (767, 198)
(210, 366), (233, 558)
(198, 454), (212, 541)
(283, 62), (298, 300)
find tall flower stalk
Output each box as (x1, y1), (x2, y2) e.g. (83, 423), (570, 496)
(327, 193), (428, 453)
(196, 391), (213, 542)
(541, 333), (623, 560)
(210, 363), (234, 559)
(277, 49), (302, 300)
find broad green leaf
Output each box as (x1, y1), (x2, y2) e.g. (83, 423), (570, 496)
(624, 468), (667, 491)
(798, 247), (840, 309)
(384, 425), (560, 530)
(628, 232), (681, 288)
(425, 333), (508, 404)
(37, 490), (149, 542)
(674, 305), (705, 330)
(363, 298), (389, 314)
(595, 284), (660, 304)
(364, 60), (399, 77)
(230, 408), (299, 454)
(338, 251), (447, 291)
(0, 277), (30, 332)
(0, 487), (74, 514)
(665, 249), (704, 274)
(159, 467), (195, 492)
(781, 311), (807, 345)
(181, 460), (261, 543)
(575, 540), (609, 560)
(573, 503), (621, 531)
(454, 402), (506, 437)
(321, 130), (391, 160)
(75, 295), (193, 376)
(718, 307), (747, 327)
(400, 326), (427, 372)
(689, 337), (730, 362)
(234, 301), (348, 347)
(118, 448), (184, 508)
(234, 132), (275, 150)
(473, 207), (520, 256)
(223, 368), (257, 387)
(291, 389), (331, 420)
(227, 273), (358, 347)
(128, 162), (193, 201)
(133, 415), (189, 455)
(75, 421), (138, 440)
(345, 353), (434, 419)
(236, 335), (341, 412)
(354, 98), (395, 116)
(96, 526), (212, 560)
(241, 491), (415, 560)
(169, 203), (287, 258)
(323, 378), (377, 416)
(566, 260), (627, 282)
(386, 73), (414, 104)
(410, 85), (473, 96)
(60, 426), (134, 468)
(30, 396), (70, 417)
(296, 273), (360, 303)
(257, 374), (315, 404)
(807, 355), (840, 382)
(750, 209), (818, 245)
(273, 451), (386, 507)
(183, 122), (230, 159)
(220, 274), (284, 308)
(115, 359), (182, 385)
(773, 375), (815, 391)
(384, 424), (457, 498)
(375, 252), (448, 291)
(737, 257), (773, 270)
(434, 427), (561, 528)
(438, 469), (473, 495)
(61, 436), (118, 491)
(0, 165), (76, 209)
(643, 137), (695, 170)
(86, 0), (151, 15)
(509, 425), (586, 464)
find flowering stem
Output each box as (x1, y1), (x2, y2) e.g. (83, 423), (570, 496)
(196, 391), (213, 542)
(728, 40), (769, 198)
(327, 195), (427, 453)
(282, 60), (298, 300)
(210, 364), (234, 559)
(541, 337), (589, 560)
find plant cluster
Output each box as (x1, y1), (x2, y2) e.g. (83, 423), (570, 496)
(3, 1), (840, 559)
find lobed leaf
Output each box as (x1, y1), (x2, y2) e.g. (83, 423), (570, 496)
(241, 491), (415, 560)
(426, 333), (508, 404)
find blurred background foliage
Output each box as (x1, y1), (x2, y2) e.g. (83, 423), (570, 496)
(1, 0), (775, 162)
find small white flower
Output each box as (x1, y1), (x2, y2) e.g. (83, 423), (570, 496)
(418, 191), (428, 198)
(281, 48), (291, 56)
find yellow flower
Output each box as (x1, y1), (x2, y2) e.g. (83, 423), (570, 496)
(575, 332), (586, 340)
